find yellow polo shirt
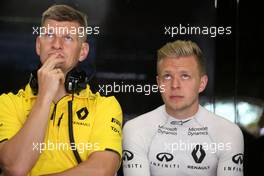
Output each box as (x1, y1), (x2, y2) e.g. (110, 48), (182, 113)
(0, 84), (122, 175)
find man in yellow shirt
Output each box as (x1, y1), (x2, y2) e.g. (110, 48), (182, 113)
(0, 4), (122, 175)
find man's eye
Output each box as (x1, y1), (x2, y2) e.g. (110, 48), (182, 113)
(64, 35), (73, 41)
(181, 74), (190, 80)
(162, 74), (172, 80)
(46, 33), (54, 38)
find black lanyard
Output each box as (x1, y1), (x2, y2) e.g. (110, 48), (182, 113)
(68, 99), (82, 164)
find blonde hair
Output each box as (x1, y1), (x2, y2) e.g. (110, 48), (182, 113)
(157, 40), (206, 75)
(41, 4), (88, 41)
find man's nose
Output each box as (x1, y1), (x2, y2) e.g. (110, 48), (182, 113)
(51, 36), (63, 49)
(171, 77), (181, 89)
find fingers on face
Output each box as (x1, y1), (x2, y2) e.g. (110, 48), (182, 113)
(55, 68), (65, 84)
(37, 67), (64, 83)
(41, 54), (65, 70)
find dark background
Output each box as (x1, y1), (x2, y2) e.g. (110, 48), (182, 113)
(0, 0), (263, 175)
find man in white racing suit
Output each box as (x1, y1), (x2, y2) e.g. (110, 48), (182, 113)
(123, 40), (244, 176)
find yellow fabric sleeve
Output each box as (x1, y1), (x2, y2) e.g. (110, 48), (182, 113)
(89, 96), (123, 158)
(0, 93), (23, 142)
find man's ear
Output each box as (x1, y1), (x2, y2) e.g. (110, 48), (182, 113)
(156, 75), (160, 87)
(78, 42), (89, 62)
(36, 36), (40, 55)
(156, 75), (166, 93)
(36, 36), (40, 56)
(198, 75), (208, 93)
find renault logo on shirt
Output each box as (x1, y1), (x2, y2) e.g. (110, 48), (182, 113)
(191, 144), (206, 163)
(232, 153), (243, 164)
(76, 107), (89, 120)
(123, 150), (134, 161)
(156, 152), (174, 162)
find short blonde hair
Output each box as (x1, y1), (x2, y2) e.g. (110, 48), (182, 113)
(157, 40), (206, 75)
(41, 4), (88, 41)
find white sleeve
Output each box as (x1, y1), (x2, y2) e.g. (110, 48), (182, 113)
(122, 121), (150, 176)
(217, 125), (244, 176)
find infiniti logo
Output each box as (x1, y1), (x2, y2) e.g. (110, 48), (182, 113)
(123, 150), (134, 161)
(156, 152), (174, 162)
(232, 153), (243, 164)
